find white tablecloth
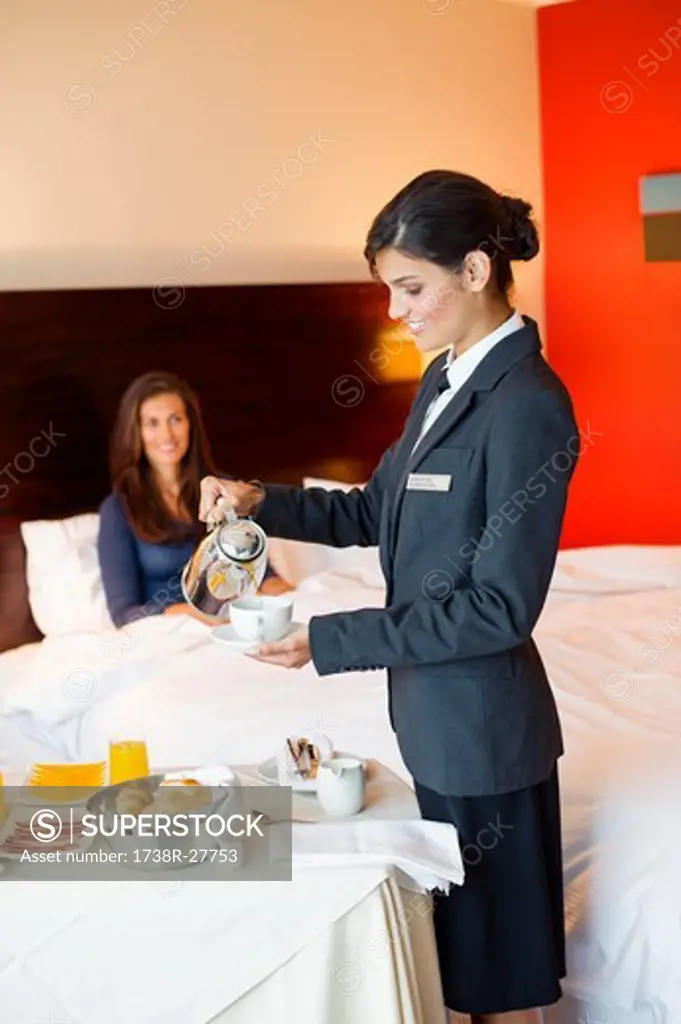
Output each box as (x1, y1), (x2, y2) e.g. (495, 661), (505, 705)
(0, 762), (459, 1023)
(0, 870), (446, 1024)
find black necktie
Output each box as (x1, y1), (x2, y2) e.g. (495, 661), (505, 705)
(436, 369), (451, 397)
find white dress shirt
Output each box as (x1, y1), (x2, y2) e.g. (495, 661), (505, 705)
(413, 311), (525, 450)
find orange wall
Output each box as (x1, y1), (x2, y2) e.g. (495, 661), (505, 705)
(539, 0), (681, 546)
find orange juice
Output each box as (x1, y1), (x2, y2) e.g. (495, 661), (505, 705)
(109, 740), (150, 785)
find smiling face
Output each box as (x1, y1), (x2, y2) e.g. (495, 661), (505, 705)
(374, 246), (497, 356)
(139, 391), (191, 472)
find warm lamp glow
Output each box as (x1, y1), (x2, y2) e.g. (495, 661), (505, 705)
(359, 324), (422, 383)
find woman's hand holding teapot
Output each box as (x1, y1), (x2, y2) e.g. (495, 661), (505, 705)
(199, 476), (265, 523)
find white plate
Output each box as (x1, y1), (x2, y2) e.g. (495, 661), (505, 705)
(210, 621), (305, 650)
(13, 779), (106, 808)
(257, 752), (367, 793)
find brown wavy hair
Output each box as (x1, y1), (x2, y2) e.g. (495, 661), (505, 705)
(109, 371), (217, 543)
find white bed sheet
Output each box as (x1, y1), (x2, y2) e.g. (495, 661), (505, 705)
(537, 588), (681, 1020)
(3, 546), (681, 1022)
(0, 573), (404, 778)
(0, 642), (58, 766)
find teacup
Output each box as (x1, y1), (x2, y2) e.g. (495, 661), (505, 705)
(316, 757), (366, 817)
(230, 595), (293, 642)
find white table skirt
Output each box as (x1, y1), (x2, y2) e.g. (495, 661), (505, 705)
(210, 870), (445, 1024)
(0, 870), (445, 1024)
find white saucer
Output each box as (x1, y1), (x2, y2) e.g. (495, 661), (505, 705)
(257, 752), (367, 792)
(210, 621), (305, 651)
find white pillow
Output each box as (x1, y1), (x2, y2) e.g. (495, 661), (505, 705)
(20, 513), (114, 636)
(266, 477), (383, 588)
(550, 546), (681, 596)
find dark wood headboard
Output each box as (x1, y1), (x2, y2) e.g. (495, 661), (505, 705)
(0, 281), (418, 652)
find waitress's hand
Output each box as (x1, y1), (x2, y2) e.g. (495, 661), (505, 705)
(247, 626), (312, 669)
(199, 476), (265, 522)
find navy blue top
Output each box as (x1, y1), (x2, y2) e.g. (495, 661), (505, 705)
(98, 493), (195, 628)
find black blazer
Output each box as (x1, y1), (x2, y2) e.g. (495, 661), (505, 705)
(257, 318), (579, 796)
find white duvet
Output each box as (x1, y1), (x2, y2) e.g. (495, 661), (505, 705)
(3, 546), (681, 1023)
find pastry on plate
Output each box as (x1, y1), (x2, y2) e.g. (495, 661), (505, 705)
(149, 785), (212, 814)
(286, 736), (326, 779)
(115, 787), (154, 815)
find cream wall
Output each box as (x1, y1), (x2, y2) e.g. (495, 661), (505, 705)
(0, 0), (544, 325)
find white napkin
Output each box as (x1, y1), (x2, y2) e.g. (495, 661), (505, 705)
(241, 759), (464, 894)
(290, 818), (464, 893)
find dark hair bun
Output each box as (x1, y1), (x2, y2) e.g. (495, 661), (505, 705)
(502, 195), (540, 262)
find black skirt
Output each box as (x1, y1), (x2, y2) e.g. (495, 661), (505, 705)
(414, 765), (566, 1016)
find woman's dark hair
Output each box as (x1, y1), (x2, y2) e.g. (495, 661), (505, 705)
(109, 371), (217, 543)
(364, 170), (539, 296)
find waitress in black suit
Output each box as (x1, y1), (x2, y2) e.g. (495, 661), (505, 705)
(200, 170), (579, 1024)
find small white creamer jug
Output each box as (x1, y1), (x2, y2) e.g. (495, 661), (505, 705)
(316, 757), (365, 817)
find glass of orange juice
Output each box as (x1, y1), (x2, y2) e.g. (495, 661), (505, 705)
(109, 740), (150, 785)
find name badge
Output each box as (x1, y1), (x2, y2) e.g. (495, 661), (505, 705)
(406, 473), (452, 492)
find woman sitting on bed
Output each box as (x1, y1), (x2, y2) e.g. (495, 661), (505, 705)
(99, 371), (286, 628)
